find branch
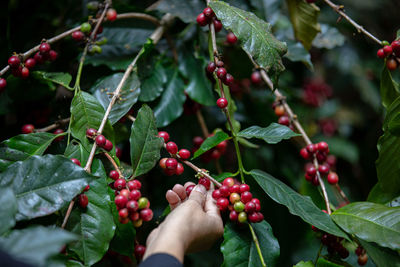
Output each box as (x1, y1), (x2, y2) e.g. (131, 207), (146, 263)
(35, 118), (70, 132)
(322, 0), (382, 45)
(248, 224), (267, 267)
(103, 152), (123, 177)
(181, 159), (222, 187)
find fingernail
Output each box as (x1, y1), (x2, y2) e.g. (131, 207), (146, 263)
(194, 184), (206, 194)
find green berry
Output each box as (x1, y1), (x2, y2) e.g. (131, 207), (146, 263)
(138, 197), (149, 209)
(96, 37), (108, 45)
(234, 201), (245, 212)
(382, 40), (390, 46)
(238, 211), (247, 223)
(80, 22), (92, 33)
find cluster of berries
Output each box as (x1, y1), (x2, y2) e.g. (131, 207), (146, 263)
(158, 131), (188, 176)
(212, 177), (264, 224)
(134, 244), (146, 263)
(272, 102), (294, 130)
(196, 7), (222, 32)
(70, 158), (91, 207)
(205, 59), (234, 109)
(302, 79), (333, 107)
(321, 232), (349, 259)
(86, 128), (113, 152)
(377, 40), (400, 71)
(192, 135), (227, 163)
(300, 142), (339, 186)
(86, 0), (117, 22)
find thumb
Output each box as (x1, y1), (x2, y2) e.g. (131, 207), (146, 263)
(188, 184), (207, 207)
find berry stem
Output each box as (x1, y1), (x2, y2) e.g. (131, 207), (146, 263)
(181, 159), (222, 187)
(335, 184), (350, 204)
(61, 199), (75, 229)
(248, 224), (267, 267)
(35, 117), (70, 132)
(103, 152), (123, 177)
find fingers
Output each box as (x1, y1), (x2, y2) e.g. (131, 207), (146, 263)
(188, 184), (207, 207)
(172, 184), (186, 201)
(204, 190), (221, 219)
(166, 190), (181, 210)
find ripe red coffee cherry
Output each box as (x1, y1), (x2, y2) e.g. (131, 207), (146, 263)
(21, 67), (29, 79)
(119, 189), (130, 199)
(49, 50), (58, 61)
(72, 31), (85, 41)
(53, 129), (65, 141)
(278, 115), (290, 126)
(229, 193), (241, 203)
(216, 67), (227, 80)
(129, 190), (141, 201)
(219, 185), (230, 197)
(318, 164), (330, 175)
(238, 211), (247, 223)
(129, 180), (141, 190)
(8, 55), (20, 68)
(39, 42), (51, 54)
(140, 208), (153, 222)
(306, 165), (317, 176)
(245, 202), (256, 213)
(165, 158), (178, 169)
(22, 124), (35, 134)
(300, 148), (311, 160)
(206, 62), (216, 73)
(25, 58), (36, 69)
(159, 158), (168, 169)
(306, 144), (317, 153)
(213, 19), (223, 32)
(126, 200), (138, 213)
(251, 198), (260, 206)
(392, 40), (400, 55)
(212, 189), (222, 199)
(175, 163), (184, 175)
(84, 185), (90, 191)
(229, 210), (238, 221)
(216, 61), (224, 67)
(186, 184), (195, 196)
(239, 184), (250, 193)
(86, 128), (97, 137)
(210, 149), (221, 159)
(95, 135), (106, 146)
(34, 52), (44, 64)
(327, 172), (339, 184)
(216, 97), (228, 109)
(115, 195), (128, 209)
(316, 151), (327, 163)
(71, 158), (81, 166)
(103, 139), (113, 151)
(79, 194), (89, 208)
(114, 178), (126, 190)
(115, 147), (122, 158)
(311, 176), (320, 186)
(198, 178), (211, 190)
(203, 7), (214, 18)
(196, 13), (209, 26)
(164, 168), (175, 176)
(106, 8), (117, 21)
(193, 136), (204, 147)
(166, 141), (178, 154)
(377, 49), (385, 58)
(0, 78), (6, 91)
(109, 170), (119, 180)
(158, 131), (169, 142)
(251, 71), (262, 85)
(223, 177), (235, 187)
(226, 32), (237, 44)
(134, 245), (146, 261)
(241, 191), (253, 203)
(383, 45), (393, 56)
(119, 208), (129, 219)
(248, 212), (259, 223)
(230, 184), (240, 194)
(178, 149), (191, 159)
(217, 198), (229, 211)
(387, 58), (398, 71)
(317, 141), (329, 152)
(216, 141), (227, 153)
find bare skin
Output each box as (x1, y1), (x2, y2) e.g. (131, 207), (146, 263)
(143, 182), (224, 263)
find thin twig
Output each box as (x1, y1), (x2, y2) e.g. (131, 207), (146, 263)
(103, 152), (123, 176)
(127, 114), (136, 122)
(249, 224), (267, 267)
(35, 118), (70, 132)
(195, 110), (210, 137)
(61, 200), (75, 229)
(335, 184), (350, 204)
(181, 159), (222, 187)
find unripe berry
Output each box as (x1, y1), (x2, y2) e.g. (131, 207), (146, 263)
(241, 191), (253, 203)
(387, 58), (398, 71)
(72, 31), (85, 41)
(383, 45), (393, 56)
(216, 67), (227, 80)
(166, 141), (178, 154)
(8, 55), (20, 68)
(79, 194), (89, 208)
(226, 32), (237, 44)
(86, 128), (97, 138)
(213, 19), (223, 32)
(212, 189), (222, 199)
(234, 201), (245, 212)
(103, 139), (113, 151)
(206, 62), (216, 73)
(140, 208), (153, 222)
(159, 158), (168, 169)
(95, 135), (106, 146)
(229, 210), (238, 221)
(217, 198), (229, 211)
(217, 97), (228, 108)
(114, 178), (126, 190)
(186, 184), (195, 196)
(196, 13), (209, 26)
(229, 193), (241, 204)
(203, 7), (214, 18)
(274, 105), (285, 117)
(278, 115), (290, 126)
(25, 58), (36, 69)
(22, 124), (35, 134)
(238, 211), (247, 223)
(129, 190), (141, 201)
(158, 131), (169, 142)
(239, 184), (250, 193)
(71, 158), (81, 166)
(109, 170), (119, 180)
(39, 43), (51, 54)
(80, 22), (92, 33)
(327, 172), (339, 184)
(251, 71), (262, 85)
(115, 195), (128, 209)
(137, 197), (149, 209)
(106, 8), (117, 21)
(133, 219), (143, 227)
(198, 178), (211, 190)
(165, 158), (178, 169)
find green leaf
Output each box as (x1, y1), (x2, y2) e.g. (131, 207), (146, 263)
(238, 123), (300, 144)
(0, 154), (95, 221)
(70, 91), (114, 149)
(0, 187), (17, 235)
(209, 1), (287, 82)
(380, 65), (400, 109)
(285, 40), (313, 70)
(238, 137), (260, 149)
(64, 141), (90, 167)
(331, 202), (400, 250)
(154, 69), (186, 127)
(33, 71), (73, 90)
(130, 105), (164, 178)
(213, 172), (236, 182)
(251, 169), (349, 240)
(312, 24), (345, 49)
(193, 131), (230, 159)
(359, 239), (400, 267)
(316, 256), (352, 267)
(153, 0), (205, 23)
(0, 226), (77, 266)
(0, 132), (63, 172)
(221, 221), (280, 266)
(139, 59), (168, 102)
(286, 0), (320, 50)
(67, 160), (115, 266)
(294, 260), (314, 267)
(92, 73), (141, 125)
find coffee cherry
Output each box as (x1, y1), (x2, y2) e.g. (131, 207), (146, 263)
(22, 124), (35, 134)
(53, 129), (65, 141)
(178, 149), (190, 160)
(0, 78), (6, 91)
(196, 13), (209, 26)
(198, 178), (211, 190)
(212, 189), (222, 199)
(217, 198), (229, 211)
(193, 136), (204, 147)
(312, 176), (320, 186)
(327, 172), (339, 185)
(226, 32), (237, 44)
(115, 147), (122, 158)
(355, 246), (364, 256)
(339, 247), (349, 259)
(39, 42), (51, 54)
(119, 208), (129, 219)
(387, 58), (398, 71)
(238, 211), (247, 223)
(115, 195), (128, 209)
(103, 140), (113, 151)
(140, 208), (153, 222)
(80, 22), (92, 33)
(79, 194), (89, 208)
(358, 254), (368, 266)
(213, 19), (223, 32)
(132, 218), (143, 227)
(317, 141), (329, 152)
(241, 191), (253, 203)
(223, 177), (234, 187)
(251, 71), (262, 85)
(306, 144), (317, 153)
(219, 185), (230, 197)
(107, 8), (117, 21)
(316, 151), (327, 163)
(129, 190), (141, 201)
(245, 202), (256, 213)
(229, 210), (238, 221)
(8, 55), (21, 68)
(318, 164), (330, 175)
(234, 201), (245, 212)
(34, 52), (44, 64)
(248, 212), (260, 223)
(216, 67), (227, 80)
(392, 40), (400, 55)
(134, 245), (146, 261)
(159, 158), (168, 169)
(114, 179), (126, 190)
(300, 148), (311, 160)
(217, 97), (228, 108)
(206, 62), (216, 73)
(49, 50), (58, 61)
(158, 131), (170, 142)
(130, 180), (141, 190)
(165, 158), (178, 169)
(383, 45), (393, 56)
(84, 185), (90, 191)
(126, 200), (139, 213)
(72, 31), (85, 41)
(230, 184), (240, 194)
(377, 48), (385, 58)
(306, 165), (317, 177)
(109, 170), (119, 180)
(95, 135), (106, 146)
(71, 158), (81, 166)
(86, 128), (97, 138)
(25, 58), (36, 69)
(138, 197), (149, 209)
(274, 105), (285, 117)
(229, 193), (241, 203)
(216, 141), (227, 153)
(239, 184), (250, 193)
(119, 189), (130, 199)
(166, 141), (178, 154)
(203, 7), (214, 18)
(186, 184), (195, 196)
(278, 115), (290, 126)
(21, 67), (29, 79)
(176, 163), (184, 175)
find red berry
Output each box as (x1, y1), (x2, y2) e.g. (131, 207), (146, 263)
(216, 97), (228, 108)
(95, 135), (106, 146)
(134, 245), (146, 261)
(217, 198), (229, 211)
(377, 48), (385, 58)
(306, 165), (317, 177)
(175, 163), (184, 175)
(212, 189), (222, 199)
(79, 194), (89, 208)
(274, 105), (285, 117)
(126, 200), (138, 213)
(22, 124), (35, 134)
(355, 246), (363, 256)
(213, 19), (222, 32)
(103, 139), (113, 151)
(251, 198), (260, 205)
(241, 191), (253, 203)
(34, 52), (45, 64)
(53, 129), (64, 141)
(21, 67), (29, 79)
(239, 184), (250, 193)
(223, 177), (235, 187)
(229, 210), (238, 221)
(119, 208), (129, 218)
(226, 32), (237, 44)
(178, 149), (191, 159)
(327, 172), (339, 185)
(159, 158), (168, 169)
(158, 131), (170, 142)
(115, 147), (122, 158)
(115, 195), (128, 209)
(129, 190), (141, 201)
(245, 202), (256, 213)
(387, 58), (398, 71)
(305, 173), (313, 182)
(206, 62), (216, 73)
(119, 189), (130, 199)
(358, 254), (368, 266)
(8, 56), (20, 68)
(86, 128), (97, 137)
(216, 61), (224, 68)
(193, 136), (204, 147)
(106, 8), (117, 21)
(39, 42), (51, 54)
(186, 184), (195, 196)
(216, 141), (227, 153)
(223, 74), (234, 86)
(203, 7), (214, 17)
(219, 185), (230, 197)
(383, 45), (393, 56)
(216, 67), (227, 80)
(318, 164), (330, 175)
(306, 144), (317, 154)
(140, 208), (153, 222)
(257, 212), (264, 222)
(230, 184), (240, 194)
(114, 178), (126, 190)
(229, 193), (241, 203)
(25, 58), (36, 69)
(71, 158), (81, 166)
(248, 212), (259, 223)
(300, 148), (310, 160)
(198, 178), (211, 190)
(49, 50), (58, 61)
(72, 31), (85, 41)
(392, 40), (400, 55)
(251, 71), (262, 85)
(210, 149), (221, 160)
(316, 151), (327, 163)
(84, 185), (90, 191)
(196, 13), (209, 26)
(166, 141), (178, 154)
(109, 170), (119, 180)
(129, 180), (141, 190)
(326, 155), (337, 167)
(164, 168), (175, 176)
(278, 115), (290, 126)
(165, 158), (178, 170)
(317, 141), (329, 152)
(312, 176), (320, 186)
(0, 78), (6, 91)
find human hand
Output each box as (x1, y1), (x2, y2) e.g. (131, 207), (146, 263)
(143, 182), (224, 262)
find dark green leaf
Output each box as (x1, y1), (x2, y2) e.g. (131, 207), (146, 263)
(0, 187), (17, 235)
(0, 132), (63, 172)
(316, 256), (353, 267)
(92, 73), (141, 125)
(130, 105), (164, 178)
(0, 226), (77, 266)
(193, 131), (230, 159)
(64, 141), (90, 167)
(367, 183), (400, 206)
(312, 24), (345, 49)
(221, 221), (280, 266)
(285, 40), (313, 70)
(359, 239), (400, 267)
(294, 260), (314, 267)
(33, 71), (73, 90)
(213, 172), (236, 182)
(251, 169), (349, 240)
(331, 202), (400, 250)
(139, 60), (168, 102)
(153, 0), (205, 23)
(249, 0), (282, 24)
(0, 155), (95, 221)
(209, 1), (287, 82)
(286, 0), (320, 50)
(66, 260), (85, 267)
(67, 160), (115, 266)
(380, 65), (400, 109)
(238, 123), (300, 144)
(154, 69), (186, 127)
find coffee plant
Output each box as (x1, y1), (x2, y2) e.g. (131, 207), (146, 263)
(0, 0), (399, 266)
